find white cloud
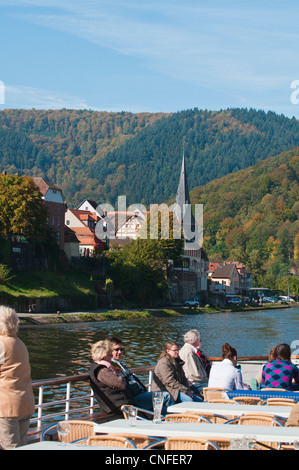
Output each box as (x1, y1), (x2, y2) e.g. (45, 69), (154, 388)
(2, 84), (150, 113)
(4, 84), (96, 110)
(1, 0), (299, 116)
(6, 0), (298, 94)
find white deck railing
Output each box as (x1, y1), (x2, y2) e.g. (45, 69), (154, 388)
(29, 356), (299, 432)
(30, 366), (154, 431)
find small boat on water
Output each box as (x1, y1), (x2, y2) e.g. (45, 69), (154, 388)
(27, 355), (299, 443)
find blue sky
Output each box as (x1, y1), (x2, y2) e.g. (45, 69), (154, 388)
(0, 0), (299, 117)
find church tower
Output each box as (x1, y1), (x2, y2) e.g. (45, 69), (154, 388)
(173, 150), (198, 248)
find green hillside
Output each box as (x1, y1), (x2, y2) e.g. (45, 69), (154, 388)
(0, 108), (298, 207)
(0, 109), (166, 205)
(191, 147), (299, 289)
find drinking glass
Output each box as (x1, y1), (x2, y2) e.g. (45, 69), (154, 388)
(57, 422), (70, 445)
(128, 406), (137, 426)
(294, 441), (299, 450)
(152, 391), (164, 424)
(230, 438), (247, 450)
(242, 435), (257, 450)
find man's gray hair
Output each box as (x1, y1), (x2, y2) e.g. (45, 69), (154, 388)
(184, 329), (200, 344)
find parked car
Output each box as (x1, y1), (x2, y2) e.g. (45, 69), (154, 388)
(227, 297), (243, 305)
(262, 296), (278, 303)
(184, 299), (199, 307)
(279, 296), (295, 302)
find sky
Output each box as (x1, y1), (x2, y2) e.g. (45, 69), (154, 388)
(0, 0), (299, 117)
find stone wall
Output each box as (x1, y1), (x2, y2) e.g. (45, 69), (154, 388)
(0, 293), (97, 313)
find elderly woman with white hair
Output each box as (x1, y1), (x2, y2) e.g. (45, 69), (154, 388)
(0, 306), (35, 449)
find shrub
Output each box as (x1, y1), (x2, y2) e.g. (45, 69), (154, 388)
(0, 264), (13, 284)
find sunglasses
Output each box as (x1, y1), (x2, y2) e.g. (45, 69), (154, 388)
(113, 347), (124, 352)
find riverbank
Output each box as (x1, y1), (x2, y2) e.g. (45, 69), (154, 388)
(17, 303), (296, 326)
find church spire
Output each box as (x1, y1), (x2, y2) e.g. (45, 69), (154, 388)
(173, 149), (197, 247)
(173, 148), (191, 222)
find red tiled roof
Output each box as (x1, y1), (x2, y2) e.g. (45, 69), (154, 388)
(32, 177), (62, 196)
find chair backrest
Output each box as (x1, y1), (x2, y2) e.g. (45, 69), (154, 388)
(57, 420), (95, 443)
(267, 398), (296, 406)
(165, 413), (201, 423)
(263, 388), (286, 392)
(239, 413), (279, 426)
(189, 411), (230, 424)
(108, 433), (153, 449)
(202, 387), (225, 402)
(232, 396), (263, 405)
(87, 435), (136, 448)
(239, 413), (282, 450)
(166, 412), (229, 424)
(164, 437), (209, 450)
(206, 438), (231, 450)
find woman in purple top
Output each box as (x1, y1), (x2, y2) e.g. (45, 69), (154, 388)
(262, 343), (299, 391)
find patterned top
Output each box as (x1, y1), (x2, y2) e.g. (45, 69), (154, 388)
(262, 359), (299, 391)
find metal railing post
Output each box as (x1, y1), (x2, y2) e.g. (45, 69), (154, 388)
(37, 386), (44, 429)
(90, 388), (95, 415)
(148, 370), (153, 391)
(65, 382), (71, 420)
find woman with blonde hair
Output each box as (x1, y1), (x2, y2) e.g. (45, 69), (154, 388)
(90, 339), (174, 414)
(0, 305), (35, 449)
(90, 339), (134, 414)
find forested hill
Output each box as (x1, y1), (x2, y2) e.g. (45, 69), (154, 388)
(190, 147), (299, 287)
(0, 108), (298, 206)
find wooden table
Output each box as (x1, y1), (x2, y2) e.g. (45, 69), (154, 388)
(167, 402), (292, 419)
(94, 419), (299, 444)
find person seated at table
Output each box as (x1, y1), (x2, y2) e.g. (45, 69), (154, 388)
(108, 336), (148, 397)
(179, 330), (209, 397)
(107, 335), (173, 412)
(89, 339), (173, 416)
(261, 343), (299, 391)
(251, 346), (278, 390)
(286, 402), (299, 427)
(151, 341), (202, 403)
(208, 343), (244, 390)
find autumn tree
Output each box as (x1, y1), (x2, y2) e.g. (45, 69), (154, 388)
(0, 174), (48, 240)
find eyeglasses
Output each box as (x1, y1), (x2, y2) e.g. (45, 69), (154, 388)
(169, 348), (179, 352)
(113, 348), (124, 352)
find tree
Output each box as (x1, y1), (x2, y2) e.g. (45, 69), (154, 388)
(0, 174), (48, 240)
(106, 238), (178, 306)
(294, 233), (299, 260)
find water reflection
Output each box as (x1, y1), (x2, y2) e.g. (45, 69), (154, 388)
(19, 307), (299, 381)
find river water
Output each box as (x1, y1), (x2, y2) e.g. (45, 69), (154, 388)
(18, 307), (299, 382)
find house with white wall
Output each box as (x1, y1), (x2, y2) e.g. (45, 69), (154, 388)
(33, 177), (66, 250)
(65, 208), (104, 257)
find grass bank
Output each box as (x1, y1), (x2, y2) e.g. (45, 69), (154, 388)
(0, 269), (95, 298)
(18, 306), (220, 325)
(17, 303), (294, 326)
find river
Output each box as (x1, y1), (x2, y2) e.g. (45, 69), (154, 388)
(18, 306), (299, 382)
